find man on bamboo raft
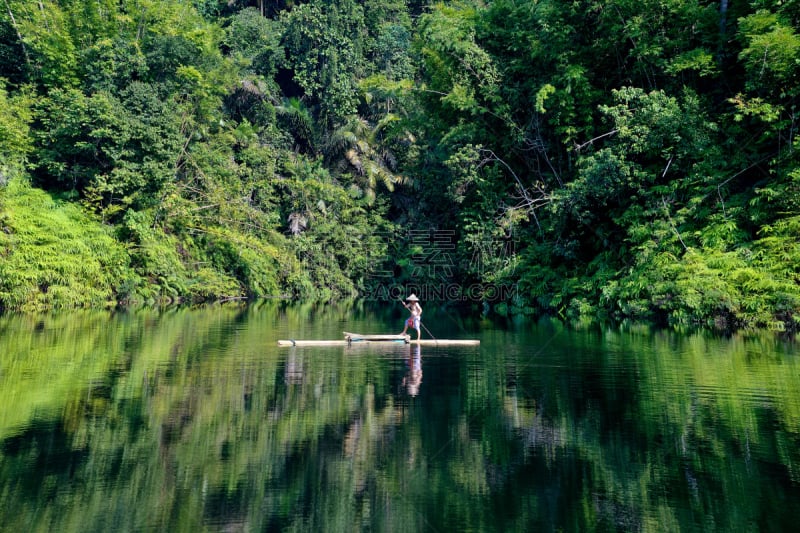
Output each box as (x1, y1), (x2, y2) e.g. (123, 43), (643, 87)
(399, 293), (422, 341)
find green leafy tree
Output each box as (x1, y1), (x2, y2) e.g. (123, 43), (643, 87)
(280, 0), (367, 129)
(0, 0), (79, 89)
(363, 0), (414, 81)
(0, 80), (33, 184)
(224, 7), (283, 79)
(0, 4), (29, 85)
(33, 83), (183, 216)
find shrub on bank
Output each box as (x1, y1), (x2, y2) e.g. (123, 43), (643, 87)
(0, 179), (134, 311)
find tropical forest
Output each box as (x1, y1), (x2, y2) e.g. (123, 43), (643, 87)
(2, 0), (800, 331)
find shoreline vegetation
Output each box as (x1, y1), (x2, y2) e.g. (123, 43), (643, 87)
(2, 1), (800, 332)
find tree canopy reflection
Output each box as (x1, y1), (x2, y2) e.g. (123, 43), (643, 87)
(1, 304), (798, 531)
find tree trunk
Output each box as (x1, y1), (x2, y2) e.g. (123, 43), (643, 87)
(720, 0), (728, 37)
(37, 1), (49, 31)
(3, 0), (29, 65)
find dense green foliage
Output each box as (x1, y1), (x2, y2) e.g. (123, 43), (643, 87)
(401, 0), (800, 330)
(0, 178), (133, 310)
(1, 0), (799, 328)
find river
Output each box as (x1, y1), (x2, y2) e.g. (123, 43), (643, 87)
(1, 301), (798, 531)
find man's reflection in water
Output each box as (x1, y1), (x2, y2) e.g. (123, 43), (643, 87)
(402, 344), (422, 396)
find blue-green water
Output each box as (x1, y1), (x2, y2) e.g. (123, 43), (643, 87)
(1, 301), (799, 531)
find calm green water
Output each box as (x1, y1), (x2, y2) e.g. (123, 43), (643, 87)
(1, 302), (799, 532)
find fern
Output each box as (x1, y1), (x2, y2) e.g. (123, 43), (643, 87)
(0, 179), (134, 311)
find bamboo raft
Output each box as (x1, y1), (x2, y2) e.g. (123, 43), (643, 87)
(276, 332), (480, 347)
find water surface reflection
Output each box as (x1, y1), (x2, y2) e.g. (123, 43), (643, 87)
(0, 303), (798, 531)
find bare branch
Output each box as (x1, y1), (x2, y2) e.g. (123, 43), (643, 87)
(662, 196), (688, 251)
(478, 148), (550, 231)
(191, 204), (219, 212)
(714, 154), (774, 217)
(662, 155), (675, 178)
(574, 129), (619, 153)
